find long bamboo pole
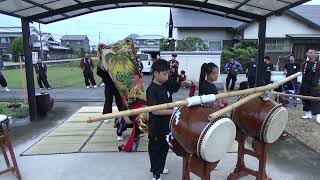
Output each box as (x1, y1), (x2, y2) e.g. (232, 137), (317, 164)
(271, 91), (320, 101)
(87, 72), (301, 123)
(208, 92), (264, 121)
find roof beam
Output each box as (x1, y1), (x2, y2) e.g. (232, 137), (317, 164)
(73, 0), (94, 11)
(25, 0), (263, 22)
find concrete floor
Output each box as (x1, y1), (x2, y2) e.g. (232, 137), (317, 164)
(1, 75), (320, 180)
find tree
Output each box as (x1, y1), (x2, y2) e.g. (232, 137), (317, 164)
(176, 37), (209, 51)
(11, 37), (24, 56)
(159, 38), (169, 51)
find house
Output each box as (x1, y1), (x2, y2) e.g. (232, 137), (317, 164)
(60, 35), (90, 53)
(171, 8), (242, 51)
(0, 27), (69, 61)
(238, 5), (320, 62)
(133, 34), (165, 54)
(171, 5), (320, 65)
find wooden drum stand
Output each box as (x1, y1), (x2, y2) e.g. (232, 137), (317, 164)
(228, 129), (271, 180)
(0, 117), (21, 179)
(182, 154), (219, 180)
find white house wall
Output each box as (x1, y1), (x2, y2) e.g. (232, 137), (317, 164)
(243, 14), (320, 39)
(173, 27), (234, 41)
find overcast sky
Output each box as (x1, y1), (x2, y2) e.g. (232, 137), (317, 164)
(0, 0), (319, 45)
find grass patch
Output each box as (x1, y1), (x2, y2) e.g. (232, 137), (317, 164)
(0, 102), (29, 119)
(2, 60), (103, 89)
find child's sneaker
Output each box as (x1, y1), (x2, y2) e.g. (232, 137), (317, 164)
(93, 85), (97, 88)
(162, 169), (169, 174)
(5, 87), (10, 91)
(86, 86), (90, 89)
(152, 174), (161, 180)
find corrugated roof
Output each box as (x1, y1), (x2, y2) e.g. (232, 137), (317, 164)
(171, 8), (244, 28)
(60, 35), (88, 41)
(0, 0), (310, 24)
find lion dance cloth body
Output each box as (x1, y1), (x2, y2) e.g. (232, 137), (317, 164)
(98, 39), (146, 152)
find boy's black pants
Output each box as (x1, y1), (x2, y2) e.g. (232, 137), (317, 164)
(37, 74), (51, 89)
(226, 74), (237, 90)
(103, 82), (124, 114)
(83, 71), (96, 86)
(148, 135), (169, 176)
(0, 74), (7, 87)
(248, 76), (255, 88)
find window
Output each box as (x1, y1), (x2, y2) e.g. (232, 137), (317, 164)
(208, 41), (222, 51)
(77, 41), (81, 45)
(65, 41), (70, 45)
(265, 39), (291, 52)
(0, 37), (9, 43)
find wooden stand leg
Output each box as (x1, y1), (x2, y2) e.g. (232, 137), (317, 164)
(0, 128), (21, 179)
(0, 142), (11, 168)
(228, 131), (271, 180)
(6, 139), (21, 179)
(189, 155), (218, 180)
(182, 156), (190, 180)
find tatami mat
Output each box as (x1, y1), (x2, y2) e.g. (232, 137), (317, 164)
(22, 106), (237, 156)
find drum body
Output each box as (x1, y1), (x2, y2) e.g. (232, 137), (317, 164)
(0, 114), (9, 135)
(232, 96), (288, 144)
(170, 105), (236, 162)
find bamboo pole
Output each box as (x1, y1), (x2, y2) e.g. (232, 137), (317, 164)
(87, 72), (301, 123)
(271, 91), (320, 101)
(208, 92), (264, 121)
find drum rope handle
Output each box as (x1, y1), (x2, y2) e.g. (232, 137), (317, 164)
(208, 92), (264, 121)
(88, 72), (301, 123)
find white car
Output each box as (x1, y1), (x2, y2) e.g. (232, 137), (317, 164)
(137, 53), (152, 74)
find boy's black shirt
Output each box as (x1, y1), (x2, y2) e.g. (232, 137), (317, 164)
(199, 80), (218, 95)
(247, 62), (256, 77)
(147, 81), (175, 137)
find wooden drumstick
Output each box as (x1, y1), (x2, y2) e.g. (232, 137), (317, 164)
(87, 72), (301, 123)
(208, 92), (264, 120)
(271, 91), (320, 101)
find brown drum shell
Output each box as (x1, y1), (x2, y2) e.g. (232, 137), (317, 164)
(170, 105), (221, 156)
(232, 97), (280, 142)
(169, 138), (187, 157)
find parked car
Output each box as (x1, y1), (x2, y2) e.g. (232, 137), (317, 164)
(137, 53), (152, 74)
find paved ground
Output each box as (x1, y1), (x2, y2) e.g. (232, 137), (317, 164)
(1, 75), (320, 180)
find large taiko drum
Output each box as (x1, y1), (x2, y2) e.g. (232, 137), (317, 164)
(169, 105), (236, 162)
(232, 96), (288, 144)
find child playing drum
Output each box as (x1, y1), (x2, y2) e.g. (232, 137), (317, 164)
(147, 59), (179, 180)
(199, 62), (219, 95)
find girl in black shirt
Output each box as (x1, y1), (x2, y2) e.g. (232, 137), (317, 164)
(198, 62), (219, 95)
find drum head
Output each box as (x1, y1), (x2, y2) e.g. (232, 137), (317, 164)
(263, 107), (288, 143)
(0, 114), (7, 122)
(197, 117), (236, 162)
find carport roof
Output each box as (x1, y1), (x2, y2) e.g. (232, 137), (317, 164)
(0, 0), (311, 24)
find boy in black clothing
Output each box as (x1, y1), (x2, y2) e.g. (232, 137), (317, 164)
(264, 56), (273, 85)
(246, 56), (256, 88)
(147, 59), (178, 180)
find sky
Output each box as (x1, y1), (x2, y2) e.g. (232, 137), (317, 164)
(0, 0), (320, 45)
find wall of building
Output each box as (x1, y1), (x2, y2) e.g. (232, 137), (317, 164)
(243, 14), (320, 39)
(62, 39), (89, 52)
(173, 27), (234, 41)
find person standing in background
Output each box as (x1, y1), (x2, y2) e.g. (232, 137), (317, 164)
(264, 56), (273, 85)
(224, 56), (242, 90)
(80, 54), (97, 88)
(0, 58), (10, 91)
(246, 56), (256, 88)
(35, 58), (51, 90)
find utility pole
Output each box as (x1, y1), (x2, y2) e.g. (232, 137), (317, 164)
(98, 32), (101, 45)
(38, 23), (43, 59)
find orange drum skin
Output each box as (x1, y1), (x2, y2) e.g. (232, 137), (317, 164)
(170, 105), (221, 156)
(232, 97), (284, 143)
